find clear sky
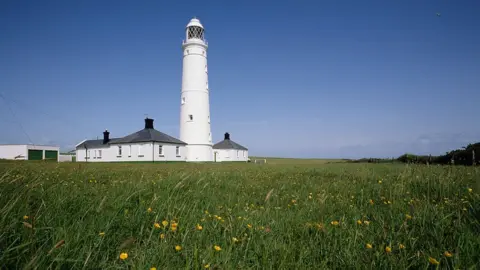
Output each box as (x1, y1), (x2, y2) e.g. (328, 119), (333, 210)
(1, 0), (479, 159)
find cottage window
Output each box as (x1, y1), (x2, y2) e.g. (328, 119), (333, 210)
(159, 145), (163, 156)
(98, 150), (102, 159)
(118, 146), (122, 156)
(189, 114), (193, 121)
(176, 146), (180, 156)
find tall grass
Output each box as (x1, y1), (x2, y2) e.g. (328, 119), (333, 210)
(0, 162), (479, 269)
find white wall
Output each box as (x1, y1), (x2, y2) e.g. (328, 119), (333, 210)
(59, 155), (73, 162)
(76, 142), (186, 162)
(0, 145), (27, 160)
(213, 149), (248, 162)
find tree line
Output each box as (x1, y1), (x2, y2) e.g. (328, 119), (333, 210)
(348, 142), (479, 166)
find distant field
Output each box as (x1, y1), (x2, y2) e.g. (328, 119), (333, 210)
(0, 161), (479, 269)
(250, 156), (347, 165)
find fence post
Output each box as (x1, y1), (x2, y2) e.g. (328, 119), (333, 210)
(473, 150), (476, 166)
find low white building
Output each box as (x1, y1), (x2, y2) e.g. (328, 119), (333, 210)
(75, 118), (187, 162)
(0, 144), (60, 161)
(213, 133), (248, 162)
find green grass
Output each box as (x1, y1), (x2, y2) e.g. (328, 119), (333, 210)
(0, 161), (479, 269)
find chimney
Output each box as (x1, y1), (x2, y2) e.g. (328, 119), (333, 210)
(103, 129), (110, 144)
(145, 118), (154, 129)
(224, 132), (230, 140)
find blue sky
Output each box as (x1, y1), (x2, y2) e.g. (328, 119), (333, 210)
(1, 0), (479, 159)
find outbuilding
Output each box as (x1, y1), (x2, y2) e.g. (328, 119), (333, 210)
(0, 144), (60, 161)
(213, 133), (248, 162)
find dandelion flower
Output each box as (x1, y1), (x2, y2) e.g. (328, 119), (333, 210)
(147, 207), (152, 213)
(162, 220), (169, 227)
(160, 233), (165, 239)
(150, 267), (157, 270)
(444, 251), (453, 257)
(330, 221), (339, 226)
(119, 252), (128, 260)
(196, 224), (203, 231)
(428, 257), (440, 265)
(357, 220), (362, 225)
(247, 224), (252, 229)
(366, 243), (373, 249)
(170, 222), (178, 232)
(175, 245), (182, 251)
(204, 264), (210, 269)
(23, 215), (29, 220)
(214, 245), (222, 251)
(154, 222), (161, 229)
(99, 232), (105, 236)
(468, 188), (473, 193)
(385, 246), (392, 253)
(399, 244), (405, 249)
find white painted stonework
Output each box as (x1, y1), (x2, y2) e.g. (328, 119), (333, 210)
(214, 149), (249, 162)
(179, 18), (213, 162)
(76, 143), (186, 162)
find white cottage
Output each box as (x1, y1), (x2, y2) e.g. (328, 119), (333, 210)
(75, 118), (187, 162)
(213, 133), (249, 162)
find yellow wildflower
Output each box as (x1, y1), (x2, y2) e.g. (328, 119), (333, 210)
(444, 251), (453, 257)
(175, 245), (182, 251)
(99, 232), (105, 236)
(150, 268), (157, 270)
(330, 221), (339, 226)
(154, 222), (161, 229)
(170, 222), (178, 232)
(369, 199), (374, 205)
(378, 180), (382, 184)
(204, 264), (210, 269)
(147, 207), (152, 213)
(385, 246), (392, 253)
(405, 214), (412, 220)
(366, 243), (373, 249)
(160, 233), (165, 239)
(357, 220), (362, 225)
(196, 224), (203, 231)
(162, 220), (169, 227)
(213, 245), (222, 251)
(247, 224), (252, 229)
(23, 215), (29, 220)
(468, 188), (473, 193)
(119, 252), (128, 260)
(232, 237), (239, 243)
(428, 257), (440, 265)
(399, 244), (405, 249)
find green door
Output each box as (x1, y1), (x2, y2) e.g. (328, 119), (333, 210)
(28, 150), (43, 160)
(45, 150), (58, 161)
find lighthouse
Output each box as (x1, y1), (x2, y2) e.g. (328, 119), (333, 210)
(179, 18), (213, 162)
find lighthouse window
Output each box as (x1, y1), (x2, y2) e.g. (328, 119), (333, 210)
(188, 26), (204, 40)
(189, 114), (193, 121)
(181, 97), (185, 104)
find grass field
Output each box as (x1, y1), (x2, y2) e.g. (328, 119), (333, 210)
(0, 160), (479, 269)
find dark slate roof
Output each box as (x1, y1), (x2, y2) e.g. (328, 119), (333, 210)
(109, 128), (187, 145)
(213, 139), (248, 150)
(76, 139), (119, 149)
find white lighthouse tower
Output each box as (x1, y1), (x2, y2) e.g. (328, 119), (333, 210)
(179, 18), (213, 162)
